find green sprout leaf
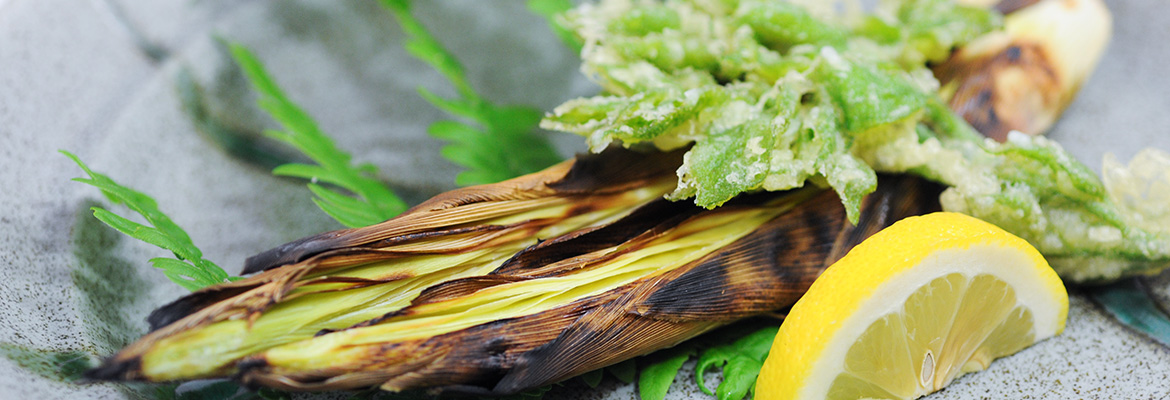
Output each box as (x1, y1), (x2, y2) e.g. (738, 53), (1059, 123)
(607, 358), (637, 384)
(695, 326), (779, 400)
(580, 368), (604, 388)
(63, 151), (232, 291)
(227, 42), (407, 228)
(379, 0), (562, 186)
(638, 345), (695, 400)
(527, 0), (583, 51)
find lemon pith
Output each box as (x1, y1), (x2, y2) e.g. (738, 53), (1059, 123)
(756, 212), (1068, 400)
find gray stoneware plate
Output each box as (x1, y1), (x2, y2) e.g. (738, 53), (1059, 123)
(2, 0), (1168, 398)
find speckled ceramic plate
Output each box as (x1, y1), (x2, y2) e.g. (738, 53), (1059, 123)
(2, 0), (1169, 398)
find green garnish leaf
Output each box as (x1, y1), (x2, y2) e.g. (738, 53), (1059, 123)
(379, 0), (562, 186)
(694, 326), (779, 400)
(638, 345), (694, 400)
(811, 60), (926, 134)
(63, 151), (232, 291)
(736, 2), (847, 51)
(527, 0), (583, 51)
(607, 358), (637, 384)
(227, 42), (407, 228)
(890, 0), (1003, 64)
(580, 368), (604, 388)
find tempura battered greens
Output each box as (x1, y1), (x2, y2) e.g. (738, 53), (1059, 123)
(543, 0), (1168, 281)
(543, 0), (1002, 220)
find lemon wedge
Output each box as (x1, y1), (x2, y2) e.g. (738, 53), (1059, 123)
(756, 212), (1068, 400)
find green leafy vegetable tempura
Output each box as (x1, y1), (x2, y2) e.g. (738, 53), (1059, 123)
(542, 0), (1170, 281)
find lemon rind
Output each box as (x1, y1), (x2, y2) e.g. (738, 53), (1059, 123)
(758, 213), (1068, 400)
(799, 242), (1067, 399)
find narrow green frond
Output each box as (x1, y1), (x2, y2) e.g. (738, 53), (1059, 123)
(306, 184), (384, 218)
(638, 345), (694, 400)
(90, 209), (193, 261)
(226, 42), (407, 227)
(306, 185), (388, 228)
(62, 151), (231, 291)
(150, 258), (216, 292)
(607, 359), (637, 384)
(380, 0), (562, 186)
(580, 368), (604, 388)
(527, 0), (583, 51)
(271, 164), (359, 193)
(694, 326), (779, 400)
(415, 87), (480, 123)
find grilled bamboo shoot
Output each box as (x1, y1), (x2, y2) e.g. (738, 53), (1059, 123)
(87, 146), (941, 393)
(940, 0), (1112, 140)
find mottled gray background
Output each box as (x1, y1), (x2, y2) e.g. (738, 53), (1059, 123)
(1, 0), (1168, 399)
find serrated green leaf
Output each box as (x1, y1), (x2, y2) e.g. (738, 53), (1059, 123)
(306, 184), (385, 221)
(310, 197), (384, 230)
(695, 326), (778, 400)
(380, 0), (561, 186)
(227, 42), (407, 227)
(63, 151), (232, 291)
(992, 139), (1107, 200)
(718, 356), (763, 400)
(607, 358), (637, 384)
(895, 0), (1003, 63)
(812, 59), (926, 134)
(88, 209), (158, 243)
(580, 368), (604, 388)
(150, 258), (215, 285)
(527, 0), (582, 51)
(688, 120), (770, 208)
(736, 1), (848, 51)
(270, 163), (332, 181)
(89, 212), (200, 261)
(638, 345), (694, 400)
